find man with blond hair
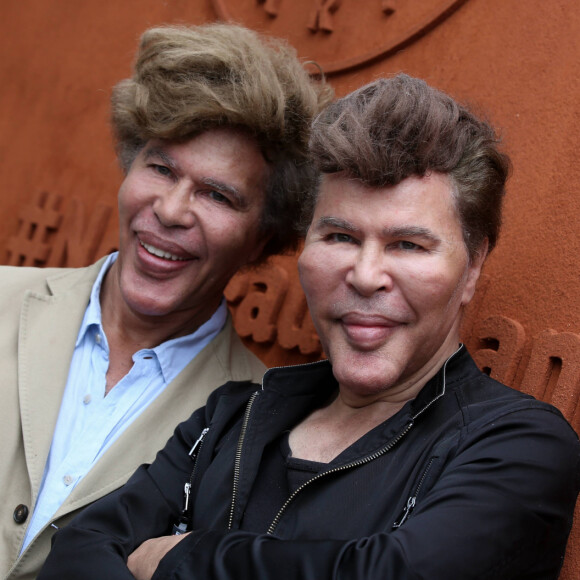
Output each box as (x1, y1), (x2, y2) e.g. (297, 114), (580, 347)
(1, 23), (331, 580)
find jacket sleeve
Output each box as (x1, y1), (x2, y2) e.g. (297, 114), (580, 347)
(152, 405), (580, 580)
(37, 405), (209, 580)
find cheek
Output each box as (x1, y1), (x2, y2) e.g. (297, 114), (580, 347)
(299, 251), (346, 324)
(298, 247), (327, 298)
(398, 266), (466, 318)
(119, 169), (160, 210)
(117, 185), (129, 216)
(432, 278), (469, 323)
(117, 182), (143, 222)
(204, 213), (262, 262)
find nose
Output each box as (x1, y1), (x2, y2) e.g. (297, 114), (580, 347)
(345, 244), (393, 296)
(152, 183), (196, 228)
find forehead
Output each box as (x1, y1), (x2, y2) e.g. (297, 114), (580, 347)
(312, 172), (461, 232)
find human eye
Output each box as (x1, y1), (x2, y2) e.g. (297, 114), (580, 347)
(398, 240), (422, 251)
(326, 232), (356, 244)
(389, 239), (428, 253)
(150, 163), (174, 179)
(208, 190), (232, 205)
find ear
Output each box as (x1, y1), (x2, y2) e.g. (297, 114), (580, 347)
(461, 238), (489, 306)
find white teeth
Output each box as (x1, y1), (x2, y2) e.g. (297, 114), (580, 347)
(140, 241), (187, 261)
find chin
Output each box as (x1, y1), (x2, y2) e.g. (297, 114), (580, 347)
(123, 291), (176, 317)
(332, 360), (401, 396)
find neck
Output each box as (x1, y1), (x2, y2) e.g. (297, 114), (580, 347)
(99, 267), (213, 351)
(337, 334), (462, 410)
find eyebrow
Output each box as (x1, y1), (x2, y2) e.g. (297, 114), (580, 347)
(383, 226), (440, 243)
(316, 216), (360, 232)
(143, 146), (247, 208)
(143, 146), (178, 170)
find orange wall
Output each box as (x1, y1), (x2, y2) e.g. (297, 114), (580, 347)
(1, 1), (579, 575)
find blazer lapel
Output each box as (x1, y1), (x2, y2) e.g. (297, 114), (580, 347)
(18, 262), (104, 503)
(60, 318), (256, 516)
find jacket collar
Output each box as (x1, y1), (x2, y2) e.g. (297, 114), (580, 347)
(261, 344), (471, 424)
(408, 344), (468, 420)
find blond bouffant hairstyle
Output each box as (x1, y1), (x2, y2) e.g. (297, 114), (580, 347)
(111, 23), (333, 261)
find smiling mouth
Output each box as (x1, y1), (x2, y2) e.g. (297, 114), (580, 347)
(341, 313), (400, 327)
(339, 313), (403, 349)
(342, 321), (398, 350)
(140, 241), (189, 262)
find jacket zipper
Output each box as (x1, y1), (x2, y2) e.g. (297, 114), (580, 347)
(226, 361), (327, 530)
(392, 456), (435, 528)
(172, 427), (210, 535)
(267, 420), (414, 535)
(389, 346), (463, 529)
(227, 390), (260, 530)
(227, 347), (461, 535)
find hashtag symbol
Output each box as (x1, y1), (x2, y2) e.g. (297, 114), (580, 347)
(5, 191), (63, 267)
(46, 197), (114, 268)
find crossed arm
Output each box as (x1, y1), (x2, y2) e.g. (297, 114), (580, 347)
(39, 406), (580, 580)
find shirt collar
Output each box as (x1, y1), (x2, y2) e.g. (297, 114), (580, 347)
(75, 252), (118, 347)
(152, 300), (227, 384)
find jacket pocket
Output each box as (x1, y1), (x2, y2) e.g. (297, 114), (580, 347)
(391, 431), (460, 528)
(392, 455), (438, 528)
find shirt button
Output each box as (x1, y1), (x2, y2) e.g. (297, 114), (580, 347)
(83, 394), (92, 405)
(63, 475), (74, 486)
(13, 504), (29, 524)
(95, 333), (102, 344)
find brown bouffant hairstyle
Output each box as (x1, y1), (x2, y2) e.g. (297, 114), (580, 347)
(308, 74), (511, 260)
(111, 23), (333, 262)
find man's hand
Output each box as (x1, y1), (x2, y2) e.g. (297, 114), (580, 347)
(127, 533), (190, 580)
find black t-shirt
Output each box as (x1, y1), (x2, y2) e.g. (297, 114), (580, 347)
(240, 432), (328, 533)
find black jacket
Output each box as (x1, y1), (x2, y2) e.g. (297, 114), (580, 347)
(39, 347), (580, 579)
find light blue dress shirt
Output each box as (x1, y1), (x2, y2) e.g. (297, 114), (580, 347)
(22, 253), (227, 551)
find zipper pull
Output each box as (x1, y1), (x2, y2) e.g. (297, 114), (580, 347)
(183, 482), (191, 512)
(392, 496), (416, 529)
(188, 427), (209, 459)
(172, 428), (209, 535)
(172, 482), (193, 535)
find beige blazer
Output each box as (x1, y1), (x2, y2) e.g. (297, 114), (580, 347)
(0, 259), (266, 580)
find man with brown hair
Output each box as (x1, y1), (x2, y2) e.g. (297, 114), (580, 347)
(39, 74), (579, 580)
(1, 23), (331, 580)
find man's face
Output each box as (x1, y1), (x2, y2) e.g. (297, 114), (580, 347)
(113, 127), (269, 328)
(298, 172), (485, 402)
